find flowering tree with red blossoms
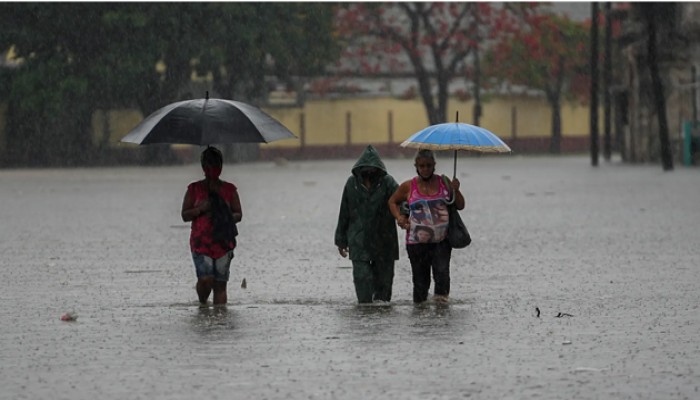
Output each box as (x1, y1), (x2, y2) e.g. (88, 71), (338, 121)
(484, 5), (592, 153)
(334, 2), (501, 125)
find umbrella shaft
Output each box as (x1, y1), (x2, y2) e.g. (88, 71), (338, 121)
(453, 150), (457, 179)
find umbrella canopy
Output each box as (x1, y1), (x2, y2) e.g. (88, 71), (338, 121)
(401, 122), (511, 153)
(401, 116), (511, 177)
(120, 95), (296, 146)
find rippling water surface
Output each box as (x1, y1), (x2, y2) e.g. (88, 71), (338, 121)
(2, 156), (699, 399)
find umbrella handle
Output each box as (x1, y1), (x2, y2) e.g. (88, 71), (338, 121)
(453, 150), (457, 179)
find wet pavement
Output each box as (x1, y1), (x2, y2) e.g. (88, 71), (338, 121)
(1, 155), (699, 399)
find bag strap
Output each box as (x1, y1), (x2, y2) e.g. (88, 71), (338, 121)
(441, 174), (456, 205)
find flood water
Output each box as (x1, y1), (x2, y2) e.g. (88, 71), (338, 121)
(1, 155), (699, 399)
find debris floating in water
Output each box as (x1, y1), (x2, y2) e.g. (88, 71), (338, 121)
(60, 312), (77, 322)
(241, 278), (247, 289)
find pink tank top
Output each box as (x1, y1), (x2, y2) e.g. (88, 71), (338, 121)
(188, 181), (237, 258)
(406, 176), (451, 244)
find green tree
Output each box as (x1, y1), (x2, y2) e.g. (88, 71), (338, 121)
(196, 3), (338, 104)
(0, 4), (169, 165)
(0, 3), (340, 166)
(2, 4), (103, 165)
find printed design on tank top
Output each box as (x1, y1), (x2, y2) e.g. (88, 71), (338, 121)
(406, 177), (451, 244)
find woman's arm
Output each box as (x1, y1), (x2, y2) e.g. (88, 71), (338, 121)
(388, 181), (411, 230)
(229, 190), (242, 223)
(181, 187), (207, 222)
(445, 177), (466, 210)
(335, 185), (350, 257)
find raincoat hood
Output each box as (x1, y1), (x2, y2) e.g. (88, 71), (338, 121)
(351, 145), (388, 178)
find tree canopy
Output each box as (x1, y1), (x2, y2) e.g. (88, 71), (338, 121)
(0, 3), (340, 166)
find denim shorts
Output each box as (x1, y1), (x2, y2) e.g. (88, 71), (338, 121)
(192, 251), (233, 282)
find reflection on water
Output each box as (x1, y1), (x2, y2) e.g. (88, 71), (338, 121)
(411, 301), (453, 319)
(334, 301), (473, 340)
(190, 305), (235, 334)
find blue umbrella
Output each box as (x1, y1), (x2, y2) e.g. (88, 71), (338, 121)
(401, 113), (511, 177)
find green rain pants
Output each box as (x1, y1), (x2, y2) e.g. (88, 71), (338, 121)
(352, 260), (395, 303)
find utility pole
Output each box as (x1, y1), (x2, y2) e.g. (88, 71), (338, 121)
(590, 2), (600, 167)
(603, 2), (613, 161)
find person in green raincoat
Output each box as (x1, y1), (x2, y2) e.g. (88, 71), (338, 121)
(335, 145), (400, 304)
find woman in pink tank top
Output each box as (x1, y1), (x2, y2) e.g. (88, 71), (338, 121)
(388, 149), (465, 304)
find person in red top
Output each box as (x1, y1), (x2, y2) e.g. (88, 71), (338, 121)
(181, 147), (242, 306)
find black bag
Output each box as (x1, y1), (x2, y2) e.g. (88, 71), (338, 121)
(442, 175), (471, 248)
(208, 190), (238, 247)
(447, 203), (471, 248)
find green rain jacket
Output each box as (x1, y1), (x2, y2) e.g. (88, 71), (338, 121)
(334, 145), (399, 261)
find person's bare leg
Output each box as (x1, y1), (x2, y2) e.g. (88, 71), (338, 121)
(212, 281), (228, 305)
(197, 276), (214, 304)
